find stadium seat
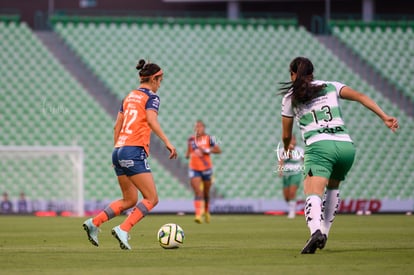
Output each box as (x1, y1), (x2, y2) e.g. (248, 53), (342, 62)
(331, 20), (414, 104)
(0, 21), (188, 203)
(44, 17), (414, 201)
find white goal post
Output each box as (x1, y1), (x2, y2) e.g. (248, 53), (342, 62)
(0, 146), (84, 217)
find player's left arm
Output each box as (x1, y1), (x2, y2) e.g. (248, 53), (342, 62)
(340, 86), (399, 132)
(147, 109), (177, 159)
(207, 135), (221, 155)
(210, 144), (221, 154)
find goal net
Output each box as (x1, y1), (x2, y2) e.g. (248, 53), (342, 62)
(0, 146), (84, 216)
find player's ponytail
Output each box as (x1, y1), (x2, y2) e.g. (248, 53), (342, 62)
(279, 57), (325, 106)
(136, 59), (146, 71)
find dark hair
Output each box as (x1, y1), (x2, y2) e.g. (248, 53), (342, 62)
(136, 59), (162, 83)
(196, 120), (205, 126)
(279, 57), (326, 106)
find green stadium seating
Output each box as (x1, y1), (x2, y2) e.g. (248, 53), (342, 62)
(330, 21), (414, 103)
(0, 21), (190, 204)
(49, 17), (414, 202)
(0, 16), (414, 204)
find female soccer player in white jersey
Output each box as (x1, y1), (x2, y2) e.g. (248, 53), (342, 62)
(280, 57), (399, 254)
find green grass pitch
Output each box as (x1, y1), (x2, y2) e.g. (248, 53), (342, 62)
(0, 214), (413, 274)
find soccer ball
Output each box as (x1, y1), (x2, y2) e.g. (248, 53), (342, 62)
(157, 223), (185, 249)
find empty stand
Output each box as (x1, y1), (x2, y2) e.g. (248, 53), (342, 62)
(50, 16), (414, 200)
(0, 21), (190, 203)
(3, 17), (412, 203)
(330, 20), (414, 104)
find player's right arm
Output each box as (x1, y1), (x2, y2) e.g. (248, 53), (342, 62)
(209, 140), (222, 154)
(340, 86), (399, 132)
(278, 158), (284, 177)
(281, 116), (294, 151)
(281, 93), (294, 151)
(146, 109), (177, 159)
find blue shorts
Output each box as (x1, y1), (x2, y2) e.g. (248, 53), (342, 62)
(188, 169), (213, 181)
(112, 146), (151, 177)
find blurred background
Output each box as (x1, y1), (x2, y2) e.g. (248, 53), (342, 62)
(0, 0), (413, 216)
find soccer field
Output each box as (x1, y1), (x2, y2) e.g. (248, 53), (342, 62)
(0, 214), (413, 275)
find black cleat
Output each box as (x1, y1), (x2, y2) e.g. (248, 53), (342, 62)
(318, 234), (328, 249)
(301, 230), (325, 254)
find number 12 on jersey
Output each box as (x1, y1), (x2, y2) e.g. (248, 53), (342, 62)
(121, 109), (138, 134)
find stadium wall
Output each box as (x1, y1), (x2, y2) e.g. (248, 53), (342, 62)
(1, 0), (413, 30)
(2, 198), (412, 216)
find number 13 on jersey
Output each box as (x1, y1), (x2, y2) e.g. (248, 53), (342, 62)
(311, 105), (333, 124)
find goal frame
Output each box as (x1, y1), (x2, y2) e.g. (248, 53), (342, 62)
(0, 146), (85, 217)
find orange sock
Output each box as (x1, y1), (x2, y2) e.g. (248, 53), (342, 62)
(120, 199), (154, 232)
(93, 200), (124, 227)
(194, 199), (204, 217)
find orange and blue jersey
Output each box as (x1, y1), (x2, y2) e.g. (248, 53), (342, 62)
(115, 88), (160, 155)
(188, 134), (215, 171)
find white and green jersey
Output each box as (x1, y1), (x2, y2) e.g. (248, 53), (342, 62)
(281, 80), (353, 145)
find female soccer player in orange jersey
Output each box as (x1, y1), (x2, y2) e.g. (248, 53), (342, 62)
(186, 120), (221, 223)
(83, 59), (177, 250)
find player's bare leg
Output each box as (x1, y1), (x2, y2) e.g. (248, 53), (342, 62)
(191, 177), (204, 223)
(203, 180), (212, 223)
(287, 185), (298, 219)
(112, 173), (158, 250)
